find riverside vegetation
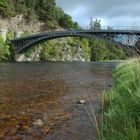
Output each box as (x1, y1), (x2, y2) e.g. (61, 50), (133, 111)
(0, 37), (11, 61)
(0, 0), (127, 62)
(0, 36), (127, 62)
(102, 58), (140, 140)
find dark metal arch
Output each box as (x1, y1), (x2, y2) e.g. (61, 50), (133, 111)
(13, 32), (97, 53)
(11, 29), (140, 54)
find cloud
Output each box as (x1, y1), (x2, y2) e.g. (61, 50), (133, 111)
(56, 0), (140, 27)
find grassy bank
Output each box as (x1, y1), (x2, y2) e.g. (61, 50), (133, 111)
(102, 58), (140, 140)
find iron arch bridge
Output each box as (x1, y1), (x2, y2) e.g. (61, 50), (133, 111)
(11, 29), (140, 54)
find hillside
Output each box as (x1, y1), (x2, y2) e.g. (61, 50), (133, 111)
(0, 0), (127, 62)
(0, 0), (79, 31)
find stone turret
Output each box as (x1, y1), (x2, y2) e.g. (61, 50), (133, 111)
(14, 30), (22, 39)
(13, 29), (25, 62)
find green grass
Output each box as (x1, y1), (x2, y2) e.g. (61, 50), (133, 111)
(102, 58), (140, 140)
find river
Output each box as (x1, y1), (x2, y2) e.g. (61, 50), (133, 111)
(0, 62), (117, 140)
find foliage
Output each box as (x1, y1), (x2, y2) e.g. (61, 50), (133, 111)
(39, 37), (91, 61)
(0, 0), (9, 17)
(40, 40), (63, 61)
(28, 37), (127, 62)
(0, 37), (11, 61)
(59, 13), (79, 29)
(102, 59), (140, 140)
(90, 39), (107, 61)
(89, 39), (127, 61)
(37, 0), (56, 21)
(0, 0), (78, 29)
(81, 38), (91, 60)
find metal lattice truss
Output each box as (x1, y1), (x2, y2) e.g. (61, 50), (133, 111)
(11, 29), (140, 54)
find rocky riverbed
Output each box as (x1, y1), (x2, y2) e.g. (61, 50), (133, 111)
(0, 62), (117, 140)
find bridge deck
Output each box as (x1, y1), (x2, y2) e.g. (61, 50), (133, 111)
(13, 29), (140, 41)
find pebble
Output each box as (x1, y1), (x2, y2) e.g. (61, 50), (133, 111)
(77, 100), (86, 104)
(33, 119), (44, 127)
(43, 126), (50, 134)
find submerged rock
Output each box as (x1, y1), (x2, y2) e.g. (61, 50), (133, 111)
(43, 126), (50, 134)
(33, 119), (44, 127)
(77, 100), (86, 104)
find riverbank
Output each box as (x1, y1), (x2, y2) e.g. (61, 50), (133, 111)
(102, 58), (140, 140)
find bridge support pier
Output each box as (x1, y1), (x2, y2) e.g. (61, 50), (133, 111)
(14, 53), (25, 62)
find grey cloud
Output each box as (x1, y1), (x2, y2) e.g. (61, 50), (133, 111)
(56, 0), (140, 26)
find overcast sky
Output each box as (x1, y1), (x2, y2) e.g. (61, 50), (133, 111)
(56, 0), (140, 28)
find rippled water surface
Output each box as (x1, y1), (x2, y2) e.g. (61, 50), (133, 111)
(0, 62), (117, 140)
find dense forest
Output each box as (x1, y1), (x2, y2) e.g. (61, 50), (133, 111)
(0, 0), (127, 61)
(0, 0), (79, 29)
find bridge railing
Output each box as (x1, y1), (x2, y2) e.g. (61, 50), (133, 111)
(80, 26), (140, 31)
(43, 26), (140, 33)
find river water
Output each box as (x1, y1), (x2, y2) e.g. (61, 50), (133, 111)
(0, 62), (117, 140)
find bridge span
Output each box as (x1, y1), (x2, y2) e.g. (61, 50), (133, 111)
(11, 28), (140, 61)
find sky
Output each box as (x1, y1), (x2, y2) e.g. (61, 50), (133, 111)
(56, 0), (140, 28)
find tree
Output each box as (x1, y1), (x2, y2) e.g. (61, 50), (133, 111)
(26, 8), (38, 22)
(81, 38), (91, 61)
(89, 39), (126, 61)
(38, 0), (56, 21)
(25, 0), (38, 9)
(0, 37), (11, 61)
(0, 0), (8, 14)
(90, 40), (107, 61)
(73, 22), (80, 29)
(59, 13), (74, 29)
(55, 7), (64, 21)
(0, 0), (15, 17)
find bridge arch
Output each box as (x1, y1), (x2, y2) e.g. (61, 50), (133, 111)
(12, 29), (140, 59)
(15, 32), (97, 53)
